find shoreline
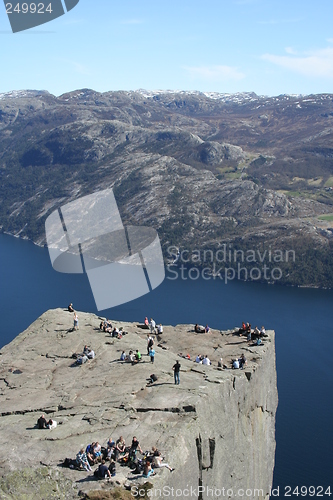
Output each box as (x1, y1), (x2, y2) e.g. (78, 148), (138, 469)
(1, 230), (331, 290)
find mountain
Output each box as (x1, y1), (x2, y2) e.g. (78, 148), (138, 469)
(0, 89), (332, 287)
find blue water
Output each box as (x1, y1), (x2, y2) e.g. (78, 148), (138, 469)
(0, 233), (332, 497)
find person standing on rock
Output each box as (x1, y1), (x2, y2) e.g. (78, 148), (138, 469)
(173, 360), (181, 385)
(147, 334), (154, 355)
(150, 318), (156, 334)
(74, 312), (79, 330)
(149, 346), (155, 363)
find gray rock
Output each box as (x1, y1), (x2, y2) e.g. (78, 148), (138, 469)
(0, 309), (277, 499)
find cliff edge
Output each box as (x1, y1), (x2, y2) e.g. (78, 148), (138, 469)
(0, 309), (278, 499)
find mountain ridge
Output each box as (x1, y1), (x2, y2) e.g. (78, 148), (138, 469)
(0, 89), (332, 287)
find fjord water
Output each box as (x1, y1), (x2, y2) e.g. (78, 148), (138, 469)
(0, 233), (332, 496)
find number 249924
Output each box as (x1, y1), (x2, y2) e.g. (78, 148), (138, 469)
(6, 3), (53, 14)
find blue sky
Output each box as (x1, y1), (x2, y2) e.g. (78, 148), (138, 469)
(1, 0), (333, 96)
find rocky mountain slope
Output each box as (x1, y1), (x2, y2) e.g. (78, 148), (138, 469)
(0, 308), (278, 499)
(0, 89), (332, 286)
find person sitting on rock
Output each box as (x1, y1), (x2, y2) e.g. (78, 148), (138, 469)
(151, 446), (160, 457)
(232, 359), (240, 369)
(111, 327), (119, 338)
(68, 303), (74, 312)
(195, 354), (203, 363)
(114, 436), (126, 461)
(107, 437), (115, 459)
(152, 451), (174, 472)
(76, 354), (88, 365)
(143, 460), (155, 478)
(120, 350), (126, 361)
(86, 442), (96, 464)
(260, 326), (266, 337)
(76, 448), (92, 471)
(102, 320), (112, 333)
(108, 459), (116, 477)
(93, 442), (102, 462)
(144, 317), (149, 328)
(87, 349), (95, 359)
(253, 326), (260, 339)
(239, 354), (247, 369)
(126, 350), (135, 363)
(246, 323), (252, 341)
(218, 357), (223, 368)
(135, 350), (142, 362)
(202, 355), (211, 365)
(37, 414), (48, 429)
(205, 325), (210, 333)
(47, 418), (57, 430)
(195, 324), (205, 333)
(94, 460), (111, 479)
(157, 324), (163, 334)
(124, 436), (143, 462)
(239, 322), (247, 335)
(83, 345), (90, 356)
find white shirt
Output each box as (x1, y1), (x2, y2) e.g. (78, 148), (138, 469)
(202, 357), (211, 365)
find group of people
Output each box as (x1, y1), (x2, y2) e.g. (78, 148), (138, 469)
(75, 435), (174, 479)
(144, 317), (163, 335)
(37, 414), (57, 430)
(238, 322), (266, 342)
(232, 353), (247, 369)
(75, 345), (95, 365)
(195, 354), (212, 365)
(194, 324), (210, 334)
(120, 350), (142, 364)
(100, 320), (126, 339)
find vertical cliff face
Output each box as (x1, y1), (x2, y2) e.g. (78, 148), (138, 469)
(170, 341), (277, 499)
(154, 332), (277, 500)
(0, 309), (277, 499)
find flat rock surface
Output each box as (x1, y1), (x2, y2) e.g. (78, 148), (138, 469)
(0, 309), (276, 498)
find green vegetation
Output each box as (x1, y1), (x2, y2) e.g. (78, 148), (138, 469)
(0, 467), (77, 500)
(318, 214), (333, 221)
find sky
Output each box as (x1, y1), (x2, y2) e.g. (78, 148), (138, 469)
(1, 0), (333, 97)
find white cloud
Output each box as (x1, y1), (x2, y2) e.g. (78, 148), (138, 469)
(262, 46), (333, 78)
(184, 65), (245, 81)
(285, 47), (298, 55)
